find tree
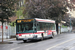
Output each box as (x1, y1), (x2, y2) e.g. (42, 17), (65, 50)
(0, 0), (19, 42)
(23, 0), (68, 22)
(65, 0), (75, 28)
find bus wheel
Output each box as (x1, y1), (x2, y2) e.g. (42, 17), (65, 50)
(51, 33), (54, 38)
(23, 40), (27, 43)
(40, 33), (44, 41)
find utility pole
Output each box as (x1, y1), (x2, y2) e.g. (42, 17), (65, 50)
(68, 0), (72, 32)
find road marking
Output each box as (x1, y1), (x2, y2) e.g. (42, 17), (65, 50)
(64, 43), (75, 50)
(46, 38), (75, 50)
(3, 46), (10, 48)
(10, 47), (20, 50)
(24, 43), (35, 46)
(10, 43), (34, 50)
(70, 47), (75, 50)
(64, 46), (75, 50)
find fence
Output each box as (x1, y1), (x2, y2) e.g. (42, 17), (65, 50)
(61, 27), (68, 32)
(0, 25), (16, 38)
(9, 26), (16, 38)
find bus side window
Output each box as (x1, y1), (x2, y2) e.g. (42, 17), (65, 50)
(39, 23), (42, 30)
(37, 23), (40, 31)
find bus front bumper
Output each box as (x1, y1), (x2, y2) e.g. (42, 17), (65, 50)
(16, 36), (41, 40)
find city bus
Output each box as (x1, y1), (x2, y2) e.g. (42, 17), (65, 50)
(16, 18), (57, 42)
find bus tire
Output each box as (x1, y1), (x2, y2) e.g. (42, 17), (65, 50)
(23, 40), (27, 43)
(51, 33), (54, 38)
(40, 33), (44, 41)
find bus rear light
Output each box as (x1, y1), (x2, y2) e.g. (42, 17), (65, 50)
(16, 34), (22, 36)
(19, 34), (22, 36)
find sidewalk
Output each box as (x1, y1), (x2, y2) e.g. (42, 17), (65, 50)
(0, 38), (16, 42)
(62, 31), (75, 34)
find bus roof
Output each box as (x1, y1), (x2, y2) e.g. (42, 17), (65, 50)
(16, 18), (55, 23)
(35, 18), (55, 23)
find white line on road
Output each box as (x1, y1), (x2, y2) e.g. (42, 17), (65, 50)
(64, 43), (75, 50)
(3, 46), (10, 48)
(24, 43), (35, 46)
(10, 43), (35, 50)
(46, 38), (75, 50)
(10, 47), (20, 50)
(64, 46), (75, 50)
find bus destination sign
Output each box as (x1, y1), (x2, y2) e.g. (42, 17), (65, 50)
(17, 19), (34, 23)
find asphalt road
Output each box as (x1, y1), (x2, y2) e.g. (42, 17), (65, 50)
(0, 32), (75, 50)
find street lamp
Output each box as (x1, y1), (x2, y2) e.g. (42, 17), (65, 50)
(67, 7), (72, 32)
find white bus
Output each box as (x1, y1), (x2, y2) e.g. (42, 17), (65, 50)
(16, 18), (57, 42)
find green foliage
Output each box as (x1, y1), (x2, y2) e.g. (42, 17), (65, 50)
(9, 21), (16, 26)
(0, 0), (19, 23)
(9, 6), (24, 26)
(16, 6), (24, 19)
(16, 9), (23, 19)
(62, 25), (67, 28)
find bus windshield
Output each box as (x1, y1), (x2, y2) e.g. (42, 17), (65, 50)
(17, 23), (34, 33)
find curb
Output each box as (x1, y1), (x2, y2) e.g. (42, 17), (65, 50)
(0, 38), (16, 42)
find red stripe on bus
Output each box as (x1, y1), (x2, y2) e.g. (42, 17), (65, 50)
(34, 32), (44, 34)
(17, 32), (44, 35)
(16, 31), (56, 36)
